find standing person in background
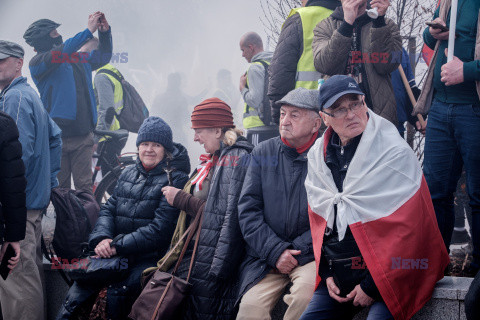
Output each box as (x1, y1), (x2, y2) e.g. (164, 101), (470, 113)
(78, 37), (128, 176)
(415, 0), (480, 276)
(312, 0), (402, 126)
(0, 40), (62, 320)
(239, 32), (277, 146)
(268, 0), (340, 124)
(23, 12), (112, 193)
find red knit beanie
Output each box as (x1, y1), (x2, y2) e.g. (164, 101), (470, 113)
(191, 98), (235, 129)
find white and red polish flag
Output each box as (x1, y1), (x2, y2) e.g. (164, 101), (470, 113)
(305, 111), (449, 320)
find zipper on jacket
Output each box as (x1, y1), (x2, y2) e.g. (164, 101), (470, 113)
(341, 146), (344, 155)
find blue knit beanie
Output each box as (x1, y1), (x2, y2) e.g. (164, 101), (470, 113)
(136, 117), (174, 152)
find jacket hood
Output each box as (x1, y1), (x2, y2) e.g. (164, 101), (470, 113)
(0, 76), (27, 97)
(137, 142), (191, 175)
(306, 0), (341, 11)
(220, 135), (254, 156)
(252, 51), (274, 62)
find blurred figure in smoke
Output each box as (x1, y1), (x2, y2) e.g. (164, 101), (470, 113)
(23, 12), (112, 193)
(152, 72), (190, 144)
(152, 72), (207, 156)
(213, 69), (241, 122)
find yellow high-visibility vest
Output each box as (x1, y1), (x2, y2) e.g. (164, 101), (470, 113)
(286, 6), (334, 89)
(94, 64), (124, 141)
(243, 59), (270, 129)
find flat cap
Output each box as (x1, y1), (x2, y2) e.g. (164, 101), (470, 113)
(277, 87), (319, 112)
(0, 40), (25, 60)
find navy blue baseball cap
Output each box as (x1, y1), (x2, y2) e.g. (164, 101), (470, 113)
(318, 75), (364, 111)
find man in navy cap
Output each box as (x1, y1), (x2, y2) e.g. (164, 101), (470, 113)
(301, 75), (448, 319)
(0, 39), (62, 320)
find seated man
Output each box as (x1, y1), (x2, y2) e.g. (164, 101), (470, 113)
(301, 75), (449, 320)
(237, 87), (322, 320)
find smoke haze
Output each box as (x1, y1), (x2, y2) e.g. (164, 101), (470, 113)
(1, 0), (269, 163)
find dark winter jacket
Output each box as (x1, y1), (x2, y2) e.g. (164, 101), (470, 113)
(312, 7), (402, 126)
(89, 143), (190, 260)
(174, 137), (253, 320)
(29, 28), (112, 137)
(0, 111), (27, 243)
(268, 0), (340, 124)
(237, 136), (317, 298)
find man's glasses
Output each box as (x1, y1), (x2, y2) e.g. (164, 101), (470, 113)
(322, 101), (364, 118)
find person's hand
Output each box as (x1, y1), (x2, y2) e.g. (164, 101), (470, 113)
(370, 0), (390, 17)
(98, 13), (110, 32)
(343, 0), (366, 25)
(326, 277), (353, 303)
(441, 48), (464, 86)
(416, 119), (427, 135)
(0, 242), (21, 271)
(94, 238), (116, 258)
(239, 74), (247, 92)
(347, 284), (374, 307)
(429, 18), (449, 41)
(87, 12), (102, 34)
(162, 186), (180, 206)
(275, 249), (300, 274)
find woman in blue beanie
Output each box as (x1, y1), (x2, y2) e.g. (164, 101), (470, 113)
(57, 117), (190, 320)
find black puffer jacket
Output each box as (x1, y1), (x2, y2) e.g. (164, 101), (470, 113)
(0, 111), (27, 243)
(268, 0), (341, 124)
(89, 143), (190, 260)
(237, 136), (317, 298)
(175, 137), (253, 320)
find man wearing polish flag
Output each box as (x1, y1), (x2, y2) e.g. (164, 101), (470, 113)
(300, 75), (449, 320)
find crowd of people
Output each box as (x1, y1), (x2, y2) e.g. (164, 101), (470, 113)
(1, 0), (480, 319)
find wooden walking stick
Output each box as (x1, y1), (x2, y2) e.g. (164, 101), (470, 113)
(398, 65), (426, 128)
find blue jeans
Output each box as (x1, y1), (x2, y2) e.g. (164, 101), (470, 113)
(424, 99), (480, 268)
(299, 286), (393, 320)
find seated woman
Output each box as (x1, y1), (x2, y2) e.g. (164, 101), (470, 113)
(57, 117), (190, 320)
(161, 98), (253, 320)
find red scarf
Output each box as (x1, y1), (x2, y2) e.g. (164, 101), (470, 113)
(281, 131), (319, 154)
(191, 154), (215, 191)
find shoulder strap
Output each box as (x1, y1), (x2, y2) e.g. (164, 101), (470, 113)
(41, 235), (73, 286)
(251, 59), (272, 125)
(171, 206), (204, 278)
(97, 68), (124, 83)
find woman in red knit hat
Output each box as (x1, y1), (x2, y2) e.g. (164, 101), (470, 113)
(160, 98), (253, 319)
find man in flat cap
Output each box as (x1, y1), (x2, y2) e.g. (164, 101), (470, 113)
(0, 40), (62, 320)
(237, 87), (322, 320)
(23, 12), (112, 193)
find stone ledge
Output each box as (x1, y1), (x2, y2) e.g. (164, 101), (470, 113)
(272, 276), (474, 320)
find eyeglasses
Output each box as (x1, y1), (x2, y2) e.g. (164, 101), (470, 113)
(322, 101), (364, 118)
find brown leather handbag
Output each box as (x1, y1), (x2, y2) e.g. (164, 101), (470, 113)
(129, 209), (203, 320)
